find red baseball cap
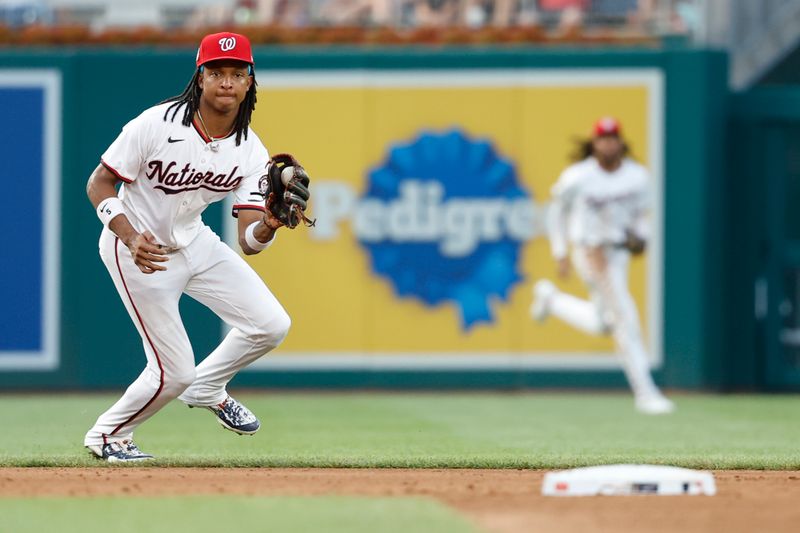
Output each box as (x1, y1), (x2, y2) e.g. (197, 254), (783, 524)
(592, 117), (621, 137)
(196, 32), (254, 68)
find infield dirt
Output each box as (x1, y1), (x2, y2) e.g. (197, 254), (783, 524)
(2, 468), (799, 533)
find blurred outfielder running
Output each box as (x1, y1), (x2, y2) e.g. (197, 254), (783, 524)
(84, 32), (313, 461)
(531, 118), (674, 415)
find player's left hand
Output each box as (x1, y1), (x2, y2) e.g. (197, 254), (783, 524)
(622, 230), (646, 255)
(263, 153), (315, 229)
(263, 193), (285, 231)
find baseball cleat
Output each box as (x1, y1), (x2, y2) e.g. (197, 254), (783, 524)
(86, 439), (154, 462)
(192, 395), (260, 435)
(530, 280), (556, 322)
(635, 394), (676, 415)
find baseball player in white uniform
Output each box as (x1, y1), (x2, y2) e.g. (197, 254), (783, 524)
(531, 118), (675, 415)
(84, 32), (299, 461)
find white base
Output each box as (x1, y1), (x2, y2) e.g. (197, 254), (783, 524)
(542, 464), (716, 496)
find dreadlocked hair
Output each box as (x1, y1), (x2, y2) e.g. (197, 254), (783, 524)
(161, 68), (257, 146)
(571, 136), (631, 162)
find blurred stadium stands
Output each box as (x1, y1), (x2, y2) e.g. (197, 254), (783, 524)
(3, 1), (799, 88)
(0, 0), (696, 35)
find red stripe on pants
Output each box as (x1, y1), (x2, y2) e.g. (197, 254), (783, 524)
(109, 237), (165, 436)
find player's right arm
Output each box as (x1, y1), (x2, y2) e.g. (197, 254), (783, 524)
(86, 164), (168, 274)
(547, 166), (579, 278)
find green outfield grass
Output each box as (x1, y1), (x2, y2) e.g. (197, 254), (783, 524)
(0, 496), (477, 533)
(0, 392), (798, 469)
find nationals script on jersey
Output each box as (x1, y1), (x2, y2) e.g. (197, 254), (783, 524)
(548, 157), (650, 258)
(100, 102), (269, 249)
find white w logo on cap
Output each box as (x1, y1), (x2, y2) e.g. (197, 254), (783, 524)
(219, 37), (237, 52)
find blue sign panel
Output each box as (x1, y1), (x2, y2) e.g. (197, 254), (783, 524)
(359, 129), (531, 330)
(0, 71), (60, 370)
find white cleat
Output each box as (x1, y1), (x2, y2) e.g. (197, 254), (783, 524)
(530, 280), (556, 322)
(635, 394), (676, 415)
(86, 439), (154, 462)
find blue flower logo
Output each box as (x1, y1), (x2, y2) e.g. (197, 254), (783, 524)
(358, 129), (534, 330)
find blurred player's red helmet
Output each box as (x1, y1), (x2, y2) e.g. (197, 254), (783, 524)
(592, 117), (621, 137)
(196, 32), (254, 67)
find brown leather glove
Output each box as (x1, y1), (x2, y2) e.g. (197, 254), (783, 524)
(262, 153), (315, 229)
(620, 229), (646, 255)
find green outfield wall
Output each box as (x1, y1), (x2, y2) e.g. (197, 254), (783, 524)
(0, 46), (730, 390)
(727, 87), (800, 391)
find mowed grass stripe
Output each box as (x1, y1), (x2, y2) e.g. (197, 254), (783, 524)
(0, 393), (798, 469)
(0, 496), (478, 533)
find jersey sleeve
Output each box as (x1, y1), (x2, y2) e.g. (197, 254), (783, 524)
(231, 143), (270, 218)
(547, 166), (580, 259)
(100, 110), (157, 183)
(550, 165), (581, 203)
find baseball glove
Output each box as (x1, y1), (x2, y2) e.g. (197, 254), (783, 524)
(620, 229), (646, 255)
(261, 153), (315, 229)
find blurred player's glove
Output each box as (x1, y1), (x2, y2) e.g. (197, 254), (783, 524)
(620, 229), (646, 255)
(262, 153), (315, 229)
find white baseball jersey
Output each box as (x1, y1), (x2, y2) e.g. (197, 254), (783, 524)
(101, 102), (269, 249)
(85, 100), (292, 448)
(533, 155), (669, 409)
(547, 157), (649, 258)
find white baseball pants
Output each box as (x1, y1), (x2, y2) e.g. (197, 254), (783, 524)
(84, 226), (290, 447)
(548, 246), (663, 400)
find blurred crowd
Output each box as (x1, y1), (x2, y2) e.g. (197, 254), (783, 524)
(1, 0), (699, 36)
(202, 0), (698, 33)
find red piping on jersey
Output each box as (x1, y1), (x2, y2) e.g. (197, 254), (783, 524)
(192, 116), (235, 144)
(101, 159), (134, 183)
(109, 237), (165, 437)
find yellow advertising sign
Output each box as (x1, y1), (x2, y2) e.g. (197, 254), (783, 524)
(238, 70), (663, 369)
